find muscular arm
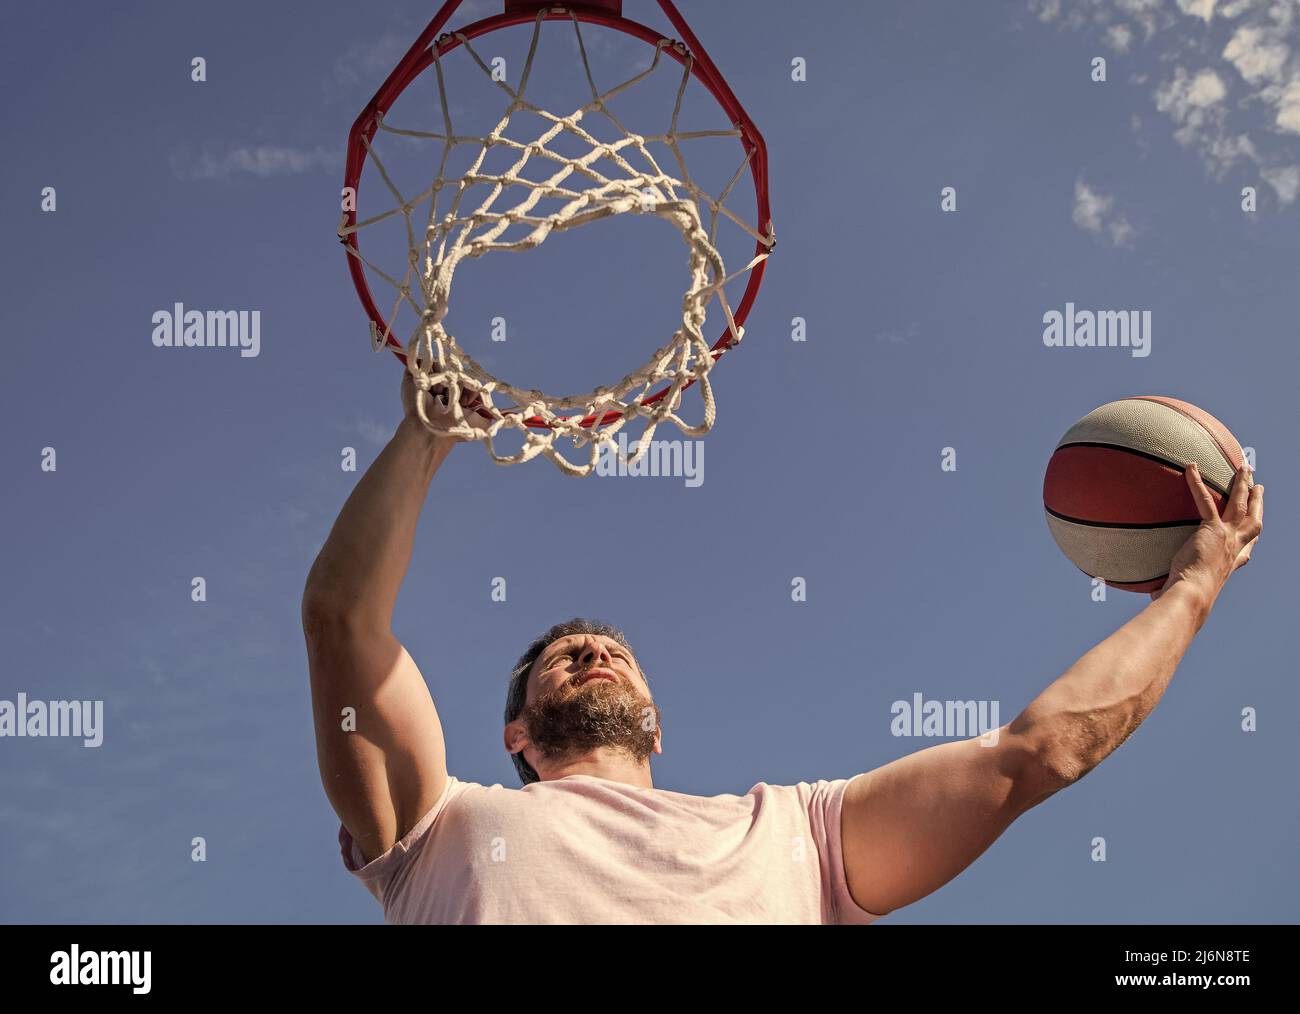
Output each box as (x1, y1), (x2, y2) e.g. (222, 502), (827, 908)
(840, 464), (1263, 916)
(302, 376), (459, 864)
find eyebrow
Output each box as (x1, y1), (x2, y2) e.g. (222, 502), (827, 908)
(539, 645), (568, 667)
(538, 641), (575, 670)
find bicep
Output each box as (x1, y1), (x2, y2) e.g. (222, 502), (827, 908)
(306, 621), (448, 863)
(839, 726), (1054, 916)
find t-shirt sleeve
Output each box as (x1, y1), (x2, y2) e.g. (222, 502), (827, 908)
(806, 778), (882, 925)
(338, 775), (465, 908)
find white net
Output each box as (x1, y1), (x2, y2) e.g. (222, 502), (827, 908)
(340, 8), (773, 476)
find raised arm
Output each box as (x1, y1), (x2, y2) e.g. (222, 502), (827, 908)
(302, 373), (460, 864)
(839, 463), (1263, 917)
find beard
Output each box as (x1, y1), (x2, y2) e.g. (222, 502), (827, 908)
(521, 675), (660, 770)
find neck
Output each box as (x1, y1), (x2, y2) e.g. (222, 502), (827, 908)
(537, 749), (653, 788)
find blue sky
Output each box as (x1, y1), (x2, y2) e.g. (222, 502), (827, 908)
(1, 0), (1297, 924)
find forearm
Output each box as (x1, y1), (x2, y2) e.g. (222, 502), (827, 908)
(303, 418), (453, 626)
(1015, 583), (1209, 787)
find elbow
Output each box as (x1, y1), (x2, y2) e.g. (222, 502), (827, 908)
(301, 561), (332, 633)
(301, 586), (353, 643)
(1033, 753), (1081, 801)
(301, 577), (330, 636)
(301, 560), (356, 638)
(301, 596), (332, 647)
(1003, 711), (1098, 808)
(1008, 730), (1081, 810)
(301, 587), (387, 647)
(1031, 741), (1091, 801)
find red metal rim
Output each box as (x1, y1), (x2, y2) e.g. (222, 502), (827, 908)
(341, 0), (771, 430)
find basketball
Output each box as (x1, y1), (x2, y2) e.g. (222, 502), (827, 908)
(1043, 396), (1251, 593)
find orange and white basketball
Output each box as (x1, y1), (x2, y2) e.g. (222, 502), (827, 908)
(1043, 396), (1251, 593)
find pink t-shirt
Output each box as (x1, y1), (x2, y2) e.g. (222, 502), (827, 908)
(339, 773), (880, 925)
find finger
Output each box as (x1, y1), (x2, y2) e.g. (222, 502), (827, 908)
(1235, 536), (1257, 570)
(1248, 482), (1264, 528)
(1184, 462), (1219, 522)
(1228, 464), (1252, 518)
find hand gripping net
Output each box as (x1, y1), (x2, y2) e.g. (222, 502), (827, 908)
(340, 8), (774, 476)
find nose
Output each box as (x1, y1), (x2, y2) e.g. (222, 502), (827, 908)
(577, 637), (613, 671)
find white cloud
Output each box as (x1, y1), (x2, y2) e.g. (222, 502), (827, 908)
(1072, 179), (1137, 246)
(355, 418), (392, 446)
(1217, 0), (1259, 18)
(1115, 0), (1167, 38)
(454, 0), (499, 24)
(1155, 67), (1232, 160)
(1108, 218), (1137, 244)
(333, 33), (411, 87)
(1278, 74), (1300, 131)
(1108, 23), (1135, 51)
(1223, 24), (1291, 83)
(1031, 0), (1063, 22)
(182, 145), (338, 180)
(1155, 65), (1226, 113)
(1188, 68), (1230, 107)
(1262, 163), (1300, 201)
(1131, 111), (1151, 154)
(1028, 0), (1092, 29)
(1217, 4), (1300, 136)
(1029, 0), (1300, 205)
(1176, 0), (1220, 21)
(1206, 130), (1260, 166)
(1072, 181), (1111, 233)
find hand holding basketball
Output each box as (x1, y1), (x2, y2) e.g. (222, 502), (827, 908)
(1150, 464), (1263, 606)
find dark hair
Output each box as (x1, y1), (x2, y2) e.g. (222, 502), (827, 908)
(504, 618), (642, 785)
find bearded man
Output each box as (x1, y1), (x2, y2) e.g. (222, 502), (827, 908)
(302, 375), (1262, 924)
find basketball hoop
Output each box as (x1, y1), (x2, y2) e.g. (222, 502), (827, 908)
(338, 0), (773, 475)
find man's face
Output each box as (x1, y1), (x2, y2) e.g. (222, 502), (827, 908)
(513, 634), (661, 774)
